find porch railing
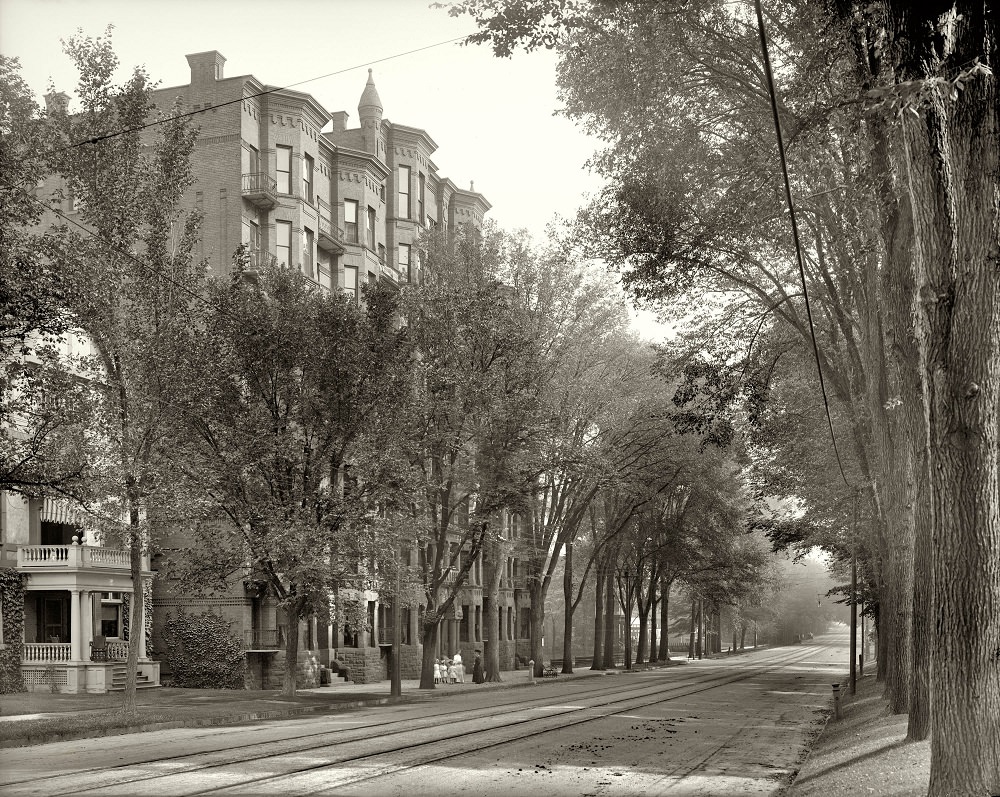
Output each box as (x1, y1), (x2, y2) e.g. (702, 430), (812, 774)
(17, 545), (133, 570)
(22, 643), (71, 662)
(106, 640), (129, 660)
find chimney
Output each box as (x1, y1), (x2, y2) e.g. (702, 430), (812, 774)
(185, 51), (226, 84)
(330, 111), (350, 134)
(44, 91), (69, 115)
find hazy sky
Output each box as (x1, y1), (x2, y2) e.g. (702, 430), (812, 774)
(1, 0), (667, 338)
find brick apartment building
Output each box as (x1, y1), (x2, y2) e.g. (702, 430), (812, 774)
(0, 50), (537, 692)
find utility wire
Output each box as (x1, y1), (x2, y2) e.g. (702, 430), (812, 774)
(42, 34), (471, 155)
(753, 0), (853, 489)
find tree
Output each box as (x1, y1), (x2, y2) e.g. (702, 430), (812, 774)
(39, 29), (203, 715)
(845, 4), (999, 792)
(0, 55), (91, 496)
(453, 1), (1000, 792)
(170, 260), (411, 697)
(400, 225), (542, 689)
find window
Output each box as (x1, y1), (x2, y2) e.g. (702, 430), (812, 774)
(520, 608), (531, 640)
(366, 206), (376, 250)
(377, 243), (386, 264)
(243, 219), (261, 250)
(344, 265), (358, 303)
(276, 145), (292, 194)
(344, 200), (359, 243)
(303, 227), (314, 277)
(276, 220), (292, 267)
(418, 172), (425, 224)
(303, 154), (314, 202)
(397, 165), (410, 219)
(398, 243), (411, 282)
(101, 593), (123, 638)
(242, 144), (259, 175)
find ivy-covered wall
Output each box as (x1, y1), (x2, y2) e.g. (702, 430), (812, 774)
(0, 570), (26, 693)
(160, 611), (246, 689)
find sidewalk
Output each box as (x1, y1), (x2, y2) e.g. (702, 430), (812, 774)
(0, 666), (607, 748)
(784, 671), (929, 797)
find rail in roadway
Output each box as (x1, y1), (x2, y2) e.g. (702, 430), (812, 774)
(0, 641), (840, 797)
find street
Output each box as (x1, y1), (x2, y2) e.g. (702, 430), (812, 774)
(0, 634), (848, 796)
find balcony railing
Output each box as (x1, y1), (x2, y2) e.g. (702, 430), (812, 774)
(244, 629), (282, 650)
(17, 545), (133, 571)
(318, 216), (345, 252)
(241, 172), (279, 210)
(248, 249), (278, 270)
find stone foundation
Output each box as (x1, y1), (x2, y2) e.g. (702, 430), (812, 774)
(259, 649), (321, 690)
(333, 647), (384, 684)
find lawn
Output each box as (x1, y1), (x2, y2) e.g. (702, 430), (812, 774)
(0, 687), (344, 746)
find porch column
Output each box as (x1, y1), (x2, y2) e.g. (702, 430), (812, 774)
(81, 590), (93, 661)
(137, 583), (147, 660)
(70, 588), (82, 661)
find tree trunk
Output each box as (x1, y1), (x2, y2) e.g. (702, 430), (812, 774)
(907, 444), (933, 740)
(121, 498), (142, 716)
(622, 583), (632, 670)
(688, 599), (696, 659)
(419, 619), (440, 689)
(561, 539), (574, 674)
(282, 611), (299, 697)
(649, 591), (658, 663)
(529, 584), (545, 676)
(635, 586), (648, 666)
(482, 534), (503, 682)
(591, 556), (604, 670)
(740, 624), (747, 650)
(902, 74), (1000, 795)
(659, 579), (671, 662)
(602, 560), (615, 668)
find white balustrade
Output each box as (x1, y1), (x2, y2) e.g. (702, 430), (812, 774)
(84, 547), (131, 568)
(106, 640), (130, 660)
(16, 545), (132, 570)
(22, 643), (72, 662)
(18, 545), (73, 567)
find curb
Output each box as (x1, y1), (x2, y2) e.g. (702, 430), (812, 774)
(0, 695), (403, 749)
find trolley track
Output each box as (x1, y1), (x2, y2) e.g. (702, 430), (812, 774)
(1, 644), (829, 797)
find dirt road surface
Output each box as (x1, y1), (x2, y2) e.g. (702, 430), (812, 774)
(0, 634), (848, 796)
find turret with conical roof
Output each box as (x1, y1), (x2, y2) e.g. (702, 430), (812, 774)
(359, 69), (384, 158)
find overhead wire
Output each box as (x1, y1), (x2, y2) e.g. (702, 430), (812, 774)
(753, 0), (853, 489)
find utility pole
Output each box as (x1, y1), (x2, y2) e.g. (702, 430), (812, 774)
(850, 549), (857, 694)
(850, 491), (859, 695)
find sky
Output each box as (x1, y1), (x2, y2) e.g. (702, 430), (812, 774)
(0, 0), (667, 339)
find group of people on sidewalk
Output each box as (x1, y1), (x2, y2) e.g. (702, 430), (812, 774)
(434, 652), (485, 684)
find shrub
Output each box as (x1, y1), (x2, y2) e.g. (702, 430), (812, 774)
(0, 572), (26, 693)
(160, 611), (246, 689)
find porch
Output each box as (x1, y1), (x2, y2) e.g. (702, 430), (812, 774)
(15, 541), (160, 693)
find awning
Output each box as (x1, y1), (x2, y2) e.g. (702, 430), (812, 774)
(41, 497), (83, 525)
